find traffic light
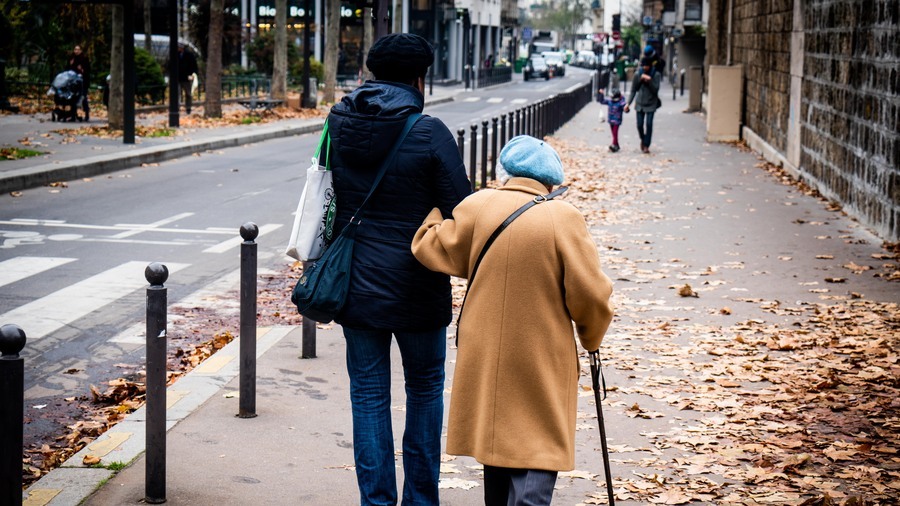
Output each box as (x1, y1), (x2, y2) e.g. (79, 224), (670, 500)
(612, 14), (621, 33)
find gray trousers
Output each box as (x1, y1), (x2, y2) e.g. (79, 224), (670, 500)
(483, 465), (558, 506)
(179, 80), (193, 113)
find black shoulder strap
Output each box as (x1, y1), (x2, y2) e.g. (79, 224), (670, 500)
(351, 113), (422, 224)
(455, 185), (569, 333)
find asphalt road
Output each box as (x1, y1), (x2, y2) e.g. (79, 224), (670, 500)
(0, 67), (594, 452)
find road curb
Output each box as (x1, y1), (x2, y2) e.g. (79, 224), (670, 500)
(2, 94), (457, 195)
(0, 122), (326, 194)
(22, 326), (298, 506)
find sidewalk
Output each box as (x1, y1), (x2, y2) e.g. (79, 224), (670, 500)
(0, 86), (460, 194)
(20, 82), (900, 505)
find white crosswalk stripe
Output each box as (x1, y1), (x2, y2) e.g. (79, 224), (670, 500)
(487, 97), (503, 103)
(203, 223), (282, 254)
(463, 97), (482, 102)
(108, 267), (243, 345)
(0, 257), (76, 288)
(0, 261), (189, 340)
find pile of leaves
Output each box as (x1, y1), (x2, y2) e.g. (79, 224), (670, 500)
(546, 136), (899, 505)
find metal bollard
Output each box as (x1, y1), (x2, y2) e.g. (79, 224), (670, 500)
(500, 114), (507, 153)
(301, 276), (317, 359)
(469, 124), (477, 191)
(144, 262), (168, 504)
(1, 324), (25, 506)
(238, 223), (258, 418)
(508, 112), (514, 141)
(491, 117), (499, 180)
(457, 128), (465, 163)
(480, 120), (488, 188)
(515, 108), (521, 136)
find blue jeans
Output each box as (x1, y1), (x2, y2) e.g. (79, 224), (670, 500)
(343, 326), (447, 505)
(636, 110), (655, 148)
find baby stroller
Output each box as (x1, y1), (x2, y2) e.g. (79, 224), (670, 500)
(48, 70), (86, 122)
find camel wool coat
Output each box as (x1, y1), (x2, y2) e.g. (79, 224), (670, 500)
(411, 177), (614, 471)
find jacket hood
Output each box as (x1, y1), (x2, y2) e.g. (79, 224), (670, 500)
(328, 81), (424, 167)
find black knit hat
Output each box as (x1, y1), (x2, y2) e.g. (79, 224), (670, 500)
(366, 33), (434, 83)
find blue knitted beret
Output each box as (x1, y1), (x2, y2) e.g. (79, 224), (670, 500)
(499, 135), (564, 186)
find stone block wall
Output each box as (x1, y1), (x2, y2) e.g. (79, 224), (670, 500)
(731, 0), (794, 154)
(801, 0), (899, 242)
(708, 0), (899, 242)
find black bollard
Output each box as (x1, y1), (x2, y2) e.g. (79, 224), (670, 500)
(238, 223), (258, 418)
(301, 275), (317, 359)
(491, 117), (499, 180)
(144, 263), (168, 504)
(499, 114), (507, 153)
(469, 124), (477, 191)
(480, 120), (488, 188)
(0, 324), (25, 506)
(457, 128), (465, 163)
(515, 108), (521, 136)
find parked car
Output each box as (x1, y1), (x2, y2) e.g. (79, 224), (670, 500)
(575, 50), (597, 68)
(524, 56), (550, 81)
(541, 51), (566, 77)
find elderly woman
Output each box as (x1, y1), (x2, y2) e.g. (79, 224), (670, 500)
(411, 135), (614, 505)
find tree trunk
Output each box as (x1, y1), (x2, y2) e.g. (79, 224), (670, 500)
(143, 0), (152, 53)
(109, 4), (124, 130)
(393, 0), (402, 33)
(361, 7), (373, 81)
(205, 0), (224, 117)
(271, 0), (288, 100)
(322, 0), (339, 103)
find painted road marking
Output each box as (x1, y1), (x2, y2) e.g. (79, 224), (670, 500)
(23, 489), (60, 506)
(0, 257), (76, 288)
(193, 353), (234, 374)
(511, 98), (528, 104)
(0, 219), (238, 235)
(464, 97), (481, 102)
(487, 97), (503, 103)
(108, 268), (242, 344)
(86, 432), (132, 458)
(167, 390), (188, 409)
(110, 212), (195, 239)
(203, 223), (282, 254)
(0, 261), (189, 340)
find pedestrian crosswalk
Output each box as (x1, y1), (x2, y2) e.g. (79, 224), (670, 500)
(0, 257), (75, 288)
(0, 260), (190, 340)
(459, 97), (529, 105)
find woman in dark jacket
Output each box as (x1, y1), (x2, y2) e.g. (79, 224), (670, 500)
(624, 51), (662, 154)
(326, 33), (471, 505)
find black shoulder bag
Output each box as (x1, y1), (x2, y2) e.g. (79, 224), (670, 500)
(291, 113), (422, 323)
(454, 185), (569, 342)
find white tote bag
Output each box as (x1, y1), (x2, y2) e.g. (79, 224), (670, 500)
(285, 123), (336, 261)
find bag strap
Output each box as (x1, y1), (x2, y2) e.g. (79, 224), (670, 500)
(455, 185), (569, 332)
(351, 113), (422, 224)
(314, 119), (331, 171)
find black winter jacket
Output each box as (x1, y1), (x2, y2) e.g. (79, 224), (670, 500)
(328, 81), (471, 331)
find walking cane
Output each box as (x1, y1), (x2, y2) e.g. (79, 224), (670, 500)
(589, 350), (615, 505)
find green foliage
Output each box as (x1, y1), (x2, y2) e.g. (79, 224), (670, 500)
(249, 30), (323, 82)
(1, 147), (44, 161)
(1, 1), (111, 82)
(528, 0), (592, 49)
(134, 47), (165, 104)
(188, 0), (244, 66)
(622, 24), (643, 59)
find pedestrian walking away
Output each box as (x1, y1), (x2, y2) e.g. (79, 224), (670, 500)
(66, 44), (90, 120)
(597, 88), (626, 152)
(324, 32), (471, 505)
(412, 135), (615, 506)
(624, 48), (662, 154)
(173, 43), (199, 114)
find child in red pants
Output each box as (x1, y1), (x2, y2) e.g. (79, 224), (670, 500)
(597, 89), (626, 152)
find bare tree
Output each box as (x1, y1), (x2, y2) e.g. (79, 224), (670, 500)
(322, 0), (339, 103)
(271, 0), (288, 100)
(144, 0), (152, 53)
(109, 4), (124, 130)
(361, 7), (373, 81)
(205, 0), (225, 117)
(393, 0), (401, 33)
